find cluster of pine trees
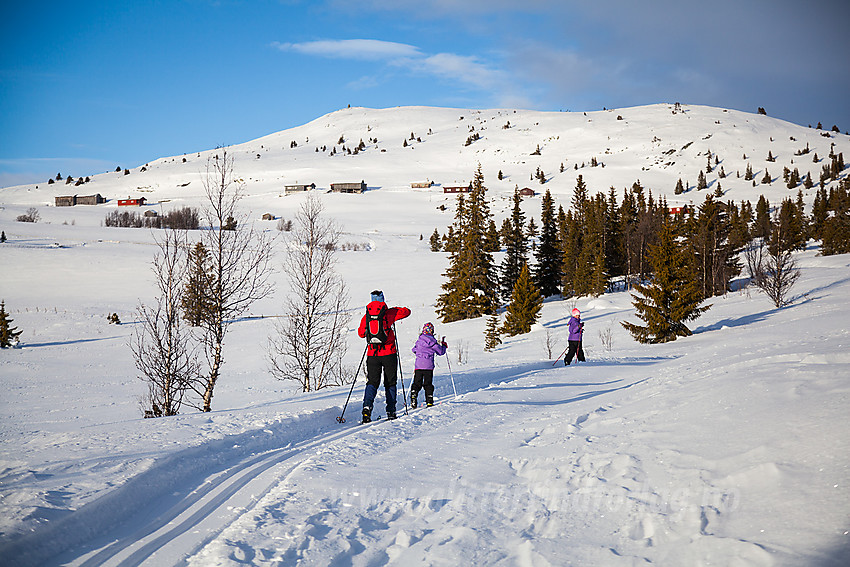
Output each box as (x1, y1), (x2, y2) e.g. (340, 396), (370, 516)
(435, 168), (850, 343)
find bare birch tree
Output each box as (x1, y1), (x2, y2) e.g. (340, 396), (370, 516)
(191, 150), (275, 412)
(131, 229), (198, 417)
(269, 195), (350, 392)
(745, 232), (801, 308)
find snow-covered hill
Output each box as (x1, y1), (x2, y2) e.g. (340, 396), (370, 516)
(0, 104), (848, 566)
(3, 104), (849, 214)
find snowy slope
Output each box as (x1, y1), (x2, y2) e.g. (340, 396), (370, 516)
(0, 104), (848, 566)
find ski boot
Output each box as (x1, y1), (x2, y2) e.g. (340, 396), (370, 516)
(387, 411), (397, 421)
(410, 391), (418, 409)
(362, 406), (372, 424)
(426, 396), (434, 407)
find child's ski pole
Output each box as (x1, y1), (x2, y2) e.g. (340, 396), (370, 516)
(445, 338), (458, 398)
(553, 343), (569, 366)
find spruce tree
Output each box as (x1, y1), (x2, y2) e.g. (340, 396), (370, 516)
(622, 219), (710, 343)
(605, 187), (625, 280)
(754, 195), (771, 239)
(484, 313), (502, 351)
(687, 195), (739, 298)
(526, 217), (538, 242)
(0, 301), (23, 348)
(534, 189), (561, 296)
(811, 187), (829, 240)
(502, 264), (543, 336)
(182, 242), (215, 327)
(430, 228), (442, 251)
(436, 165), (498, 322)
(500, 187), (528, 301)
(821, 179), (850, 255)
(485, 219), (501, 252)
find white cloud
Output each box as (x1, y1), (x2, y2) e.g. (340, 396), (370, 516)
(275, 38), (509, 95)
(412, 53), (506, 90)
(271, 39), (420, 61)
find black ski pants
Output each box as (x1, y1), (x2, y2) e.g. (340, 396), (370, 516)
(363, 354), (398, 414)
(566, 340), (585, 365)
(411, 369), (435, 402)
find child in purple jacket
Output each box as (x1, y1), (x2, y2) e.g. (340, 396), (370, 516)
(410, 322), (447, 408)
(565, 308), (586, 366)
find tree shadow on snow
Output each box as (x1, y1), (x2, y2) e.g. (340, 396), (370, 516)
(24, 335), (125, 348)
(436, 356), (665, 404)
(693, 307), (776, 333)
(454, 377), (650, 408)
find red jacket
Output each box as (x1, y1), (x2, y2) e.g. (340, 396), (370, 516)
(358, 301), (411, 356)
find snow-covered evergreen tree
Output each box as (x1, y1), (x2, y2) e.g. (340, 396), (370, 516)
(534, 189), (561, 297)
(437, 165), (497, 322)
(0, 301), (22, 348)
(499, 187), (528, 301)
(484, 313), (502, 351)
(622, 219), (710, 343)
(502, 264), (543, 336)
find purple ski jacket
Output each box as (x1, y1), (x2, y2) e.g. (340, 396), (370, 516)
(412, 333), (447, 370)
(568, 315), (584, 341)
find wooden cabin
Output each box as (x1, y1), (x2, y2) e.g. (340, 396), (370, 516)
(284, 183), (315, 194)
(443, 184), (472, 194)
(330, 181), (366, 194)
(117, 197), (147, 207)
(54, 194), (104, 207)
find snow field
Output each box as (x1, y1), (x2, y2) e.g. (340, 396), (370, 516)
(1, 104), (849, 565)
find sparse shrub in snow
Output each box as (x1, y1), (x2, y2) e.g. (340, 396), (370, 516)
(745, 235), (801, 308)
(16, 207), (40, 223)
(598, 325), (613, 352)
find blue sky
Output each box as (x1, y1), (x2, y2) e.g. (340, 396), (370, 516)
(2, 0), (848, 188)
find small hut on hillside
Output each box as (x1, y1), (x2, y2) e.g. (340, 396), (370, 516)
(330, 181), (367, 194)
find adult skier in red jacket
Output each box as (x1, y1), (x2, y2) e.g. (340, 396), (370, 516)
(357, 290), (410, 422)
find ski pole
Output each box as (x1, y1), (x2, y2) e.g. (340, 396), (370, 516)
(337, 344), (369, 423)
(393, 323), (409, 415)
(445, 339), (458, 399)
(552, 343), (569, 366)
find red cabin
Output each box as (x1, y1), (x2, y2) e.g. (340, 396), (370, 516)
(118, 197), (147, 206)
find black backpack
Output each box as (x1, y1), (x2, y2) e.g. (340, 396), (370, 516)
(365, 304), (389, 345)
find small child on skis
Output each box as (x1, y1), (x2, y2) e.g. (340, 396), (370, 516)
(565, 308), (586, 365)
(410, 322), (447, 408)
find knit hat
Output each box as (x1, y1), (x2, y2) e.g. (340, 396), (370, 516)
(571, 308), (581, 317)
(371, 290), (384, 303)
(422, 322), (434, 335)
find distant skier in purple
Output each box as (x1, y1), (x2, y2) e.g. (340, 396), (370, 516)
(410, 322), (447, 408)
(564, 308), (586, 366)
